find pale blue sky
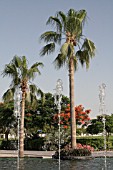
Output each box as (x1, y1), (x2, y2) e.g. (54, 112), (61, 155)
(0, 0), (113, 118)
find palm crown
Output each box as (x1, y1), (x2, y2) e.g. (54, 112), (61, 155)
(2, 55), (44, 98)
(40, 9), (96, 70)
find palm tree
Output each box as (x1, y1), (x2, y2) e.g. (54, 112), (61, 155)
(40, 9), (96, 148)
(2, 55), (44, 157)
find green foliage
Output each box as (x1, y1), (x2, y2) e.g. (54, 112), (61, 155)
(77, 136), (113, 150)
(77, 137), (103, 150)
(25, 92), (53, 138)
(87, 115), (113, 136)
(24, 92), (70, 140)
(0, 138), (44, 151)
(0, 140), (17, 150)
(24, 138), (45, 151)
(0, 102), (16, 141)
(86, 114), (113, 149)
(86, 119), (103, 135)
(105, 114), (113, 134)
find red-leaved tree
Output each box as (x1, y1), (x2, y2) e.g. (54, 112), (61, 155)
(53, 104), (91, 129)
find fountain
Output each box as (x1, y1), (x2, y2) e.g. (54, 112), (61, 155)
(1, 82), (113, 169)
(14, 85), (22, 169)
(99, 83), (107, 169)
(54, 79), (63, 170)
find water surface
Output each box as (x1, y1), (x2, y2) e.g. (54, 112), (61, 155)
(0, 157), (112, 170)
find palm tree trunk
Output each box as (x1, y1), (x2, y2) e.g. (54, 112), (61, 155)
(19, 91), (25, 157)
(69, 58), (76, 148)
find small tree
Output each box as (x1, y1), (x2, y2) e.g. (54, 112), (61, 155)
(53, 104), (91, 128)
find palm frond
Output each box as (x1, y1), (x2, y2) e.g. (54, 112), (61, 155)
(56, 11), (67, 32)
(76, 48), (95, 69)
(46, 16), (62, 33)
(56, 11), (66, 22)
(31, 62), (44, 69)
(2, 63), (20, 86)
(12, 55), (22, 68)
(68, 9), (77, 17)
(60, 42), (75, 58)
(76, 50), (88, 67)
(29, 84), (38, 94)
(66, 17), (79, 34)
(40, 31), (61, 44)
(68, 43), (75, 57)
(26, 84), (37, 103)
(28, 62), (44, 80)
(27, 70), (39, 80)
(2, 64), (16, 77)
(82, 38), (96, 57)
(40, 43), (55, 56)
(60, 42), (69, 56)
(21, 56), (28, 68)
(2, 88), (14, 103)
(53, 53), (67, 69)
(21, 67), (28, 80)
(76, 9), (87, 25)
(2, 56), (20, 77)
(27, 85), (45, 105)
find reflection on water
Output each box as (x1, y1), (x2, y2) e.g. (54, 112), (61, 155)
(0, 157), (113, 170)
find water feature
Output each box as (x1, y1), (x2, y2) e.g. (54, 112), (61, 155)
(54, 79), (63, 170)
(99, 83), (107, 168)
(0, 157), (113, 170)
(14, 86), (22, 169)
(5, 83), (110, 170)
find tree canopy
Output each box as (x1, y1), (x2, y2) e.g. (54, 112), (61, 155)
(53, 104), (91, 128)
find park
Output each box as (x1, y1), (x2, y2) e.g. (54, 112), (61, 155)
(0, 1), (113, 170)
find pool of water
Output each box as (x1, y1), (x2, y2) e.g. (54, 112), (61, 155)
(0, 157), (112, 170)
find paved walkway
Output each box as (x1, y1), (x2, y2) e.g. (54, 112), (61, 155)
(0, 150), (55, 158)
(0, 150), (113, 158)
(92, 151), (113, 158)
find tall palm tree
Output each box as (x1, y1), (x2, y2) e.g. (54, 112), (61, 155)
(40, 9), (96, 148)
(2, 55), (44, 157)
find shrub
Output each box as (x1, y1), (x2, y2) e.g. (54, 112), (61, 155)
(77, 143), (94, 152)
(0, 140), (17, 150)
(77, 137), (104, 150)
(53, 148), (91, 159)
(25, 138), (45, 150)
(53, 143), (93, 159)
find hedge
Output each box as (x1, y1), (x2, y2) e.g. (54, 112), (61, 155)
(77, 136), (113, 150)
